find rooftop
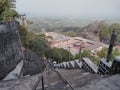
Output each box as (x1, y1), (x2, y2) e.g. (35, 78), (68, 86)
(45, 32), (107, 55)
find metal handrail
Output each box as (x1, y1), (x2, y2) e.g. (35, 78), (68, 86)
(32, 64), (48, 90)
(32, 63), (75, 90)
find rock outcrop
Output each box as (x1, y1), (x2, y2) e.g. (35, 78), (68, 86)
(0, 21), (24, 80)
(0, 21), (46, 80)
(23, 49), (46, 76)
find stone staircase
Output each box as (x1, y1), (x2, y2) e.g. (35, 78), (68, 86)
(53, 57), (120, 90)
(57, 59), (82, 69)
(56, 58), (98, 74)
(0, 56), (119, 90)
(56, 57), (119, 75)
(0, 64), (120, 90)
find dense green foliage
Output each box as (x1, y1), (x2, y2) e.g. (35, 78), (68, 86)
(0, 0), (18, 21)
(18, 25), (28, 46)
(75, 47), (120, 65)
(99, 23), (120, 43)
(97, 47), (120, 60)
(75, 50), (99, 65)
(18, 22), (120, 64)
(45, 47), (73, 63)
(18, 25), (73, 62)
(97, 48), (108, 58)
(18, 25), (49, 57)
(28, 33), (49, 57)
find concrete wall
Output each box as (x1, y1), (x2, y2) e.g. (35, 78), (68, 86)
(0, 21), (23, 80)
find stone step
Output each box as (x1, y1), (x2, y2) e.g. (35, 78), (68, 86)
(82, 58), (98, 73)
(0, 68), (119, 90)
(66, 62), (70, 69)
(69, 61), (75, 69)
(74, 59), (82, 68)
(62, 62), (67, 68)
(56, 60), (82, 69)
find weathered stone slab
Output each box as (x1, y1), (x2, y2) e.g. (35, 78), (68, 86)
(74, 59), (82, 69)
(59, 63), (63, 68)
(69, 61), (75, 69)
(66, 62), (70, 69)
(82, 58), (98, 73)
(97, 58), (112, 74)
(0, 73), (42, 90)
(77, 74), (120, 90)
(23, 49), (45, 76)
(56, 64), (60, 68)
(62, 62), (67, 68)
(3, 60), (23, 81)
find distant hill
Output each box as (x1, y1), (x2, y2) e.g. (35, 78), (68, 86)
(27, 17), (120, 44)
(27, 17), (93, 32)
(79, 20), (120, 44)
(79, 21), (106, 41)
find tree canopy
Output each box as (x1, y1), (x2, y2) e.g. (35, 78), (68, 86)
(99, 23), (120, 43)
(0, 0), (18, 21)
(45, 47), (73, 63)
(97, 47), (120, 60)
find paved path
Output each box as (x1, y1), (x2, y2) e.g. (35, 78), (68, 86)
(57, 69), (102, 89)
(0, 67), (120, 90)
(76, 74), (120, 90)
(36, 67), (72, 90)
(0, 74), (41, 90)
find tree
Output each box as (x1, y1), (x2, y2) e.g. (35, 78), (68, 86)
(75, 50), (99, 65)
(75, 50), (91, 59)
(97, 48), (108, 58)
(1, 9), (17, 20)
(99, 26), (111, 42)
(110, 23), (120, 29)
(45, 48), (73, 63)
(81, 50), (91, 58)
(0, 0), (18, 21)
(99, 23), (120, 43)
(111, 48), (120, 59)
(27, 33), (49, 57)
(18, 24), (49, 57)
(18, 25), (28, 47)
(97, 47), (120, 60)
(110, 23), (120, 43)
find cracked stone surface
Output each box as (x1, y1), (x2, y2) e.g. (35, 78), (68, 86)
(36, 68), (72, 90)
(0, 68), (120, 90)
(0, 21), (23, 80)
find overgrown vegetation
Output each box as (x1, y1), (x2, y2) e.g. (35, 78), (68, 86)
(1, 0), (120, 64)
(0, 0), (72, 63)
(45, 47), (73, 63)
(97, 47), (120, 61)
(0, 0), (18, 21)
(18, 25), (72, 62)
(74, 47), (120, 65)
(75, 50), (99, 65)
(99, 23), (120, 43)
(18, 21), (120, 64)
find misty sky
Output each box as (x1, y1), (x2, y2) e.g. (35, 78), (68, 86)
(16, 0), (120, 19)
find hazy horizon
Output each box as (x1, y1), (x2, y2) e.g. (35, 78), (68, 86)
(16, 0), (120, 19)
